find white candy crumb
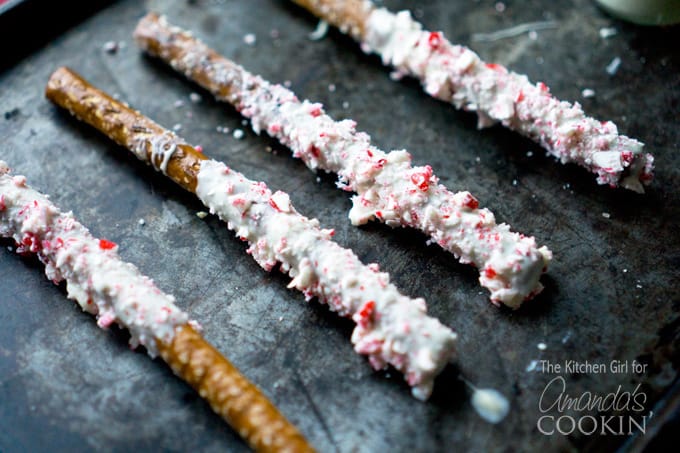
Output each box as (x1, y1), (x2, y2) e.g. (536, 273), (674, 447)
(342, 101), (350, 109)
(233, 129), (245, 140)
(471, 388), (510, 424)
(172, 123), (182, 132)
(623, 269), (628, 273)
(138, 219), (145, 226)
(636, 284), (643, 289)
(606, 57), (622, 75)
(279, 316), (283, 321)
(602, 212), (611, 219)
(495, 2), (506, 13)
(243, 33), (257, 46)
(316, 177), (321, 183)
(526, 151), (534, 157)
(562, 331), (572, 344)
(308, 20), (329, 41)
(283, 80), (292, 88)
(103, 41), (118, 54)
(189, 92), (202, 103)
(196, 211), (208, 219)
(512, 179), (518, 187)
(328, 83), (336, 92)
(241, 119), (248, 126)
(537, 342), (547, 351)
(528, 30), (537, 40)
(174, 100), (184, 108)
(582, 88), (596, 98)
(599, 27), (617, 39)
(526, 360), (539, 372)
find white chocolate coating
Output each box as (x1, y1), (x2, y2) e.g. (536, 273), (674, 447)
(361, 7), (654, 192)
(0, 162), (188, 355)
(135, 17), (551, 308)
(196, 159), (457, 400)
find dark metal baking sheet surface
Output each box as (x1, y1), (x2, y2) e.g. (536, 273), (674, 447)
(0, 0), (678, 451)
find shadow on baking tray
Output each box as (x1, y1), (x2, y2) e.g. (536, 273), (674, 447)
(0, 0), (118, 73)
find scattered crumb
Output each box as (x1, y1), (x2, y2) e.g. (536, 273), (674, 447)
(308, 20), (329, 41)
(526, 360), (539, 372)
(526, 151), (534, 157)
(241, 119), (248, 126)
(112, 93), (121, 100)
(189, 92), (202, 103)
(342, 101), (350, 109)
(103, 41), (119, 54)
(138, 219), (146, 226)
(216, 125), (230, 134)
(581, 88), (596, 98)
(243, 33), (257, 46)
(537, 342), (547, 351)
(196, 211), (208, 219)
(495, 2), (506, 13)
(602, 212), (611, 219)
(195, 145), (203, 153)
(528, 30), (537, 40)
(512, 179), (518, 187)
(475, 156), (481, 163)
(561, 331), (572, 344)
(606, 57), (622, 75)
(623, 269), (628, 273)
(233, 129), (245, 139)
(172, 123), (182, 132)
(283, 80), (292, 88)
(562, 183), (571, 190)
(599, 27), (617, 39)
(265, 146), (272, 152)
(174, 100), (184, 108)
(278, 316), (283, 322)
(328, 83), (336, 92)
(316, 176), (321, 183)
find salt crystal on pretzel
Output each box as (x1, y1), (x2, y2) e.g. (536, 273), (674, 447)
(134, 13), (552, 308)
(46, 66), (458, 401)
(290, 0), (654, 192)
(0, 160), (313, 451)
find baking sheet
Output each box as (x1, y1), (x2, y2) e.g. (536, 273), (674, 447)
(0, 0), (678, 451)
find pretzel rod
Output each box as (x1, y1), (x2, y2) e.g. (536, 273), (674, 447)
(290, 0), (654, 192)
(133, 13), (552, 308)
(46, 67), (458, 401)
(0, 161), (313, 452)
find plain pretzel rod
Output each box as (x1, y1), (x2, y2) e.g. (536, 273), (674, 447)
(46, 67), (458, 401)
(290, 0), (654, 192)
(0, 162), (313, 452)
(134, 12), (552, 308)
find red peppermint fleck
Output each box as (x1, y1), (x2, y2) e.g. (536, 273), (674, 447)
(269, 124), (282, 134)
(375, 158), (387, 169)
(538, 82), (549, 93)
(485, 267), (497, 279)
(195, 145), (203, 153)
(410, 166), (433, 191)
(428, 32), (442, 49)
(269, 197), (281, 212)
(516, 90), (525, 103)
(0, 194), (5, 211)
(309, 105), (322, 117)
(461, 193), (479, 209)
(99, 239), (117, 250)
(375, 210), (383, 219)
(486, 63), (503, 71)
(621, 151), (634, 164)
(310, 145), (320, 158)
(355, 300), (376, 328)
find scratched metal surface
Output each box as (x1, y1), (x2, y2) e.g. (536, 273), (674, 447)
(0, 0), (678, 451)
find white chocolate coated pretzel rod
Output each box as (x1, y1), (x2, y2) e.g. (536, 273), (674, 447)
(134, 13), (552, 308)
(0, 160), (314, 452)
(46, 67), (458, 401)
(291, 0), (654, 193)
